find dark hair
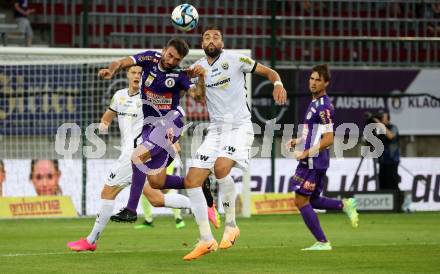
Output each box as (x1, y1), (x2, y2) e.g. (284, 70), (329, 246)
(30, 159), (60, 178)
(311, 64), (331, 82)
(167, 38), (189, 57)
(201, 26), (223, 39)
(377, 110), (390, 120)
(0, 160), (4, 172)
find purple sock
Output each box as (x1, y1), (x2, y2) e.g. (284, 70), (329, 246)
(163, 175), (185, 189)
(299, 204), (327, 242)
(126, 163), (147, 213)
(310, 196), (343, 210)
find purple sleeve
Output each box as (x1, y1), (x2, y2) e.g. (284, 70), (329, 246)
(129, 50), (156, 67)
(318, 105), (334, 133)
(178, 73), (195, 91)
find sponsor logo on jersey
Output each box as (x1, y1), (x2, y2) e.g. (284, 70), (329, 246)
(206, 77), (231, 88)
(109, 172), (116, 179)
(166, 73), (179, 77)
(224, 146), (236, 155)
(138, 55), (153, 62)
(221, 61), (229, 70)
(198, 154), (209, 161)
(319, 111), (326, 124)
(138, 55), (159, 64)
(211, 71), (221, 77)
(145, 74), (155, 87)
(144, 88), (173, 110)
(239, 57), (252, 65)
(165, 78), (175, 88)
(303, 180), (316, 191)
(118, 112), (138, 117)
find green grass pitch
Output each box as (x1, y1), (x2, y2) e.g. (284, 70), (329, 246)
(0, 212), (439, 273)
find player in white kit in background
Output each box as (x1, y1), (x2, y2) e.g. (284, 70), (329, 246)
(180, 26), (287, 260)
(67, 66), (191, 252)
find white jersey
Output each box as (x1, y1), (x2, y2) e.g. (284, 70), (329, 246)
(193, 50), (256, 126)
(108, 88), (143, 156)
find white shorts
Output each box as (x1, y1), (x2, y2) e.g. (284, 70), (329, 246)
(191, 123), (254, 171)
(106, 156), (132, 188)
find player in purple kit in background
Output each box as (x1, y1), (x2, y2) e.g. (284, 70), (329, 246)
(287, 64), (359, 251)
(97, 38), (206, 222)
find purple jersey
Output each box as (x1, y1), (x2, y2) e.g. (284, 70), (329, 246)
(130, 50), (193, 118)
(299, 95), (334, 170)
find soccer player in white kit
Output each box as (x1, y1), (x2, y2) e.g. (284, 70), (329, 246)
(179, 26), (287, 260)
(67, 66), (191, 252)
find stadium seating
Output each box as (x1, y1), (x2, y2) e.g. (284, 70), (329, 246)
(29, 0), (439, 66)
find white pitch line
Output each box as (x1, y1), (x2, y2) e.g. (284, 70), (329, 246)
(1, 242), (438, 257)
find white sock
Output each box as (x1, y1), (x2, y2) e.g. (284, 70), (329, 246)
(217, 175), (237, 227)
(86, 199), (115, 244)
(164, 193), (191, 209)
(186, 187), (213, 241)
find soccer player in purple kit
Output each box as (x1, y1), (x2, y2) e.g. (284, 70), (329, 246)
(97, 38), (206, 223)
(287, 64), (359, 251)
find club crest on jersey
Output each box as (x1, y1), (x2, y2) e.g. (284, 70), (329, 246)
(221, 61), (229, 70)
(306, 111), (312, 120)
(165, 78), (175, 88)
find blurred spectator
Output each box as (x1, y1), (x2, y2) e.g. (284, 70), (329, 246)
(390, 1), (403, 17)
(0, 160), (5, 197)
(30, 160), (62, 196)
(373, 111), (403, 212)
(424, 3), (440, 35)
(300, 0), (322, 15)
(13, 0), (35, 47)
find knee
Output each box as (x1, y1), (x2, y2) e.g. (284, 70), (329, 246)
(184, 177), (198, 188)
(101, 185), (118, 200)
(148, 177), (161, 189)
(214, 163), (231, 179)
(148, 195), (163, 207)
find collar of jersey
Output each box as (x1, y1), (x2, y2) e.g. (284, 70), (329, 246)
(158, 61), (166, 72)
(127, 89), (140, 97)
(207, 50), (223, 66)
(312, 94), (327, 101)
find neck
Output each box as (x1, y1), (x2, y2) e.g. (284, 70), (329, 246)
(207, 53), (221, 65)
(128, 87), (138, 95)
(312, 90), (326, 99)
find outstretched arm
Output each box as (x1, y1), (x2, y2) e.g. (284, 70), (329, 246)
(98, 57), (134, 80)
(187, 76), (205, 102)
(99, 109), (117, 134)
(185, 65), (206, 102)
(254, 63), (287, 105)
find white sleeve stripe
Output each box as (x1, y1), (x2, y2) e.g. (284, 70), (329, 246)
(129, 56), (137, 64)
(322, 123), (334, 133)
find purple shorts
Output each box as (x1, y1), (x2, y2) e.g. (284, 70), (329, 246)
(291, 165), (327, 197)
(136, 115), (183, 170)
